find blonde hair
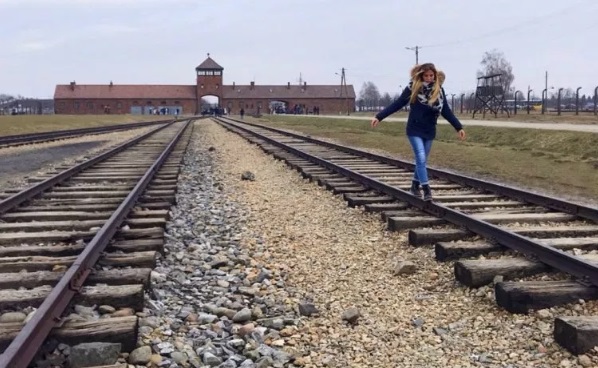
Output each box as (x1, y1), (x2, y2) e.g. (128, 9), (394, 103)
(409, 63), (445, 105)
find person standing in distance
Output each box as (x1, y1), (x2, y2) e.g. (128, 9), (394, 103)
(371, 63), (466, 201)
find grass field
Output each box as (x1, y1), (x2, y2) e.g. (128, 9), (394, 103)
(0, 115), (168, 136)
(350, 110), (598, 124)
(252, 115), (598, 204)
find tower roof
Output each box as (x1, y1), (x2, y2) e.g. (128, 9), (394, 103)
(196, 53), (223, 70)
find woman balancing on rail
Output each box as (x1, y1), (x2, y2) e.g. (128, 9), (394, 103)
(371, 63), (466, 201)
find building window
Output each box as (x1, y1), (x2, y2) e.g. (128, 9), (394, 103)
(146, 101), (152, 105)
(116, 102), (122, 108)
(239, 101), (244, 108)
(161, 101), (166, 105)
(200, 84), (204, 89)
(214, 71), (221, 76)
(133, 100), (139, 105)
(216, 84), (219, 89)
(174, 101), (180, 104)
(198, 71), (206, 76)
(251, 104), (254, 109)
(257, 102), (262, 108)
(74, 102), (80, 110)
(87, 102), (93, 109)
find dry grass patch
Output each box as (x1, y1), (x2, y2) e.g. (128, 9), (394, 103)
(351, 110), (598, 125)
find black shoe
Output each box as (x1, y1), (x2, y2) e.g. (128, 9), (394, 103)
(410, 180), (422, 197)
(422, 184), (433, 201)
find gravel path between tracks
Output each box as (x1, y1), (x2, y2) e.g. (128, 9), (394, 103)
(192, 119), (598, 368)
(0, 126), (156, 190)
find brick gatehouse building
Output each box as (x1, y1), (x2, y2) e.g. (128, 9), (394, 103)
(54, 55), (356, 116)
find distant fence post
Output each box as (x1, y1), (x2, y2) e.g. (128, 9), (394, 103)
(576, 87), (582, 115)
(527, 88), (533, 114)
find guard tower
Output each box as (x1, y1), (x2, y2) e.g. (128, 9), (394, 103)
(196, 53), (223, 113)
(472, 73), (509, 118)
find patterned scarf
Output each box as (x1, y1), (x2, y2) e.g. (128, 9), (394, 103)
(408, 81), (444, 112)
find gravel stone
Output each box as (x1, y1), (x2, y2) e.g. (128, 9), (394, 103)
(341, 308), (361, 324)
(298, 302), (319, 317)
(393, 261), (417, 275)
(203, 352), (223, 366)
(128, 346), (152, 364)
(68, 342), (121, 368)
(232, 308), (253, 323)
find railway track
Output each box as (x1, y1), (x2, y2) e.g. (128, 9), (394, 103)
(214, 116), (598, 355)
(0, 119), (193, 367)
(0, 119), (173, 149)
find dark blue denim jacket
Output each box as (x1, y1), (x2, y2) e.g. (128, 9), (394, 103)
(375, 86), (463, 140)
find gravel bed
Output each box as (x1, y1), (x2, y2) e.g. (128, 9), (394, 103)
(17, 119), (598, 367)
(190, 119), (598, 368)
(0, 126), (156, 190)
(110, 121), (303, 368)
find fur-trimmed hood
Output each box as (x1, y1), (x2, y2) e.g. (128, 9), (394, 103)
(410, 64), (445, 85)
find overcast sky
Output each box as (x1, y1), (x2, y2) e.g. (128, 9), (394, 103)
(1, 0), (597, 99)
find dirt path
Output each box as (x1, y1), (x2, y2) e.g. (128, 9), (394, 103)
(311, 115), (598, 133)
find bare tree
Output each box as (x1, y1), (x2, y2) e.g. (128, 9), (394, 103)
(379, 92), (392, 107)
(359, 81), (381, 111)
(356, 98), (365, 111)
(0, 94), (15, 103)
(477, 49), (515, 95)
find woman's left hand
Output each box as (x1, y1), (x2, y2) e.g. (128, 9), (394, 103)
(457, 129), (466, 140)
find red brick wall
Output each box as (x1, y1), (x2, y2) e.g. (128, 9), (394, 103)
(54, 99), (196, 115)
(222, 98), (355, 115)
(54, 96), (355, 116)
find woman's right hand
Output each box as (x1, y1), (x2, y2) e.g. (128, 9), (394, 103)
(371, 118), (380, 128)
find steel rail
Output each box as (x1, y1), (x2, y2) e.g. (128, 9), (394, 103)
(0, 120), (192, 368)
(217, 117), (598, 223)
(215, 118), (598, 287)
(0, 122), (173, 215)
(0, 119), (173, 147)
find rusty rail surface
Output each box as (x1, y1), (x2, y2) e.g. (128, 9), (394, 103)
(0, 120), (191, 368)
(215, 117), (598, 287)
(0, 123), (172, 215)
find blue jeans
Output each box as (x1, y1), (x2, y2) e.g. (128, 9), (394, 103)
(407, 135), (433, 185)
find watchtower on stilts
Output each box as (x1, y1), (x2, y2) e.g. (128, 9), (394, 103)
(473, 73), (509, 118)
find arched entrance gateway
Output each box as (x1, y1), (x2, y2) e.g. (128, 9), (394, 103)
(199, 95), (222, 116)
(53, 54), (356, 115)
(269, 100), (288, 114)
